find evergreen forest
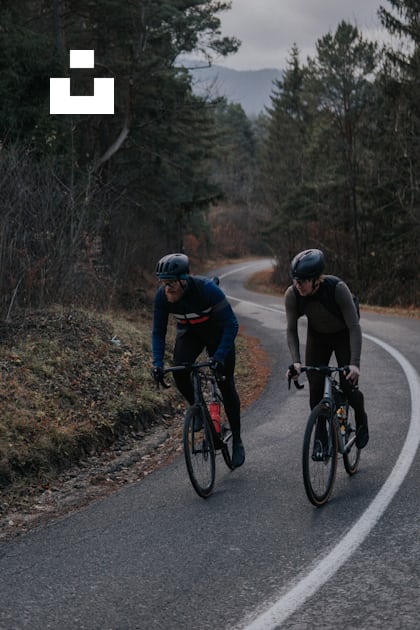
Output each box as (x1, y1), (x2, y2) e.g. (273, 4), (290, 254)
(0, 0), (419, 314)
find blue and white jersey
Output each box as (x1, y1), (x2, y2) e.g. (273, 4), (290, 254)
(152, 276), (239, 368)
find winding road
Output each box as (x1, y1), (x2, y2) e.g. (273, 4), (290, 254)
(0, 259), (419, 629)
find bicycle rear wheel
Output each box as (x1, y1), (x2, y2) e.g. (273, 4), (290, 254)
(183, 405), (215, 498)
(343, 405), (360, 475)
(302, 404), (337, 506)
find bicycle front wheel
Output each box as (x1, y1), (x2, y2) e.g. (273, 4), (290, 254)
(183, 405), (215, 498)
(343, 405), (360, 475)
(302, 404), (337, 507)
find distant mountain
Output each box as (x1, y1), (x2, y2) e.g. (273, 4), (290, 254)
(181, 61), (283, 117)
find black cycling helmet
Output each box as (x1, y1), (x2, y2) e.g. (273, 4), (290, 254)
(155, 253), (189, 279)
(290, 249), (325, 279)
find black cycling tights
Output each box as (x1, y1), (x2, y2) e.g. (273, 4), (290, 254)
(172, 333), (241, 437)
(305, 327), (367, 426)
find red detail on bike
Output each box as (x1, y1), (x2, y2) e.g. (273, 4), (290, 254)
(209, 402), (221, 433)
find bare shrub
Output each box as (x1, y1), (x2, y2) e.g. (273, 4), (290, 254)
(0, 144), (113, 318)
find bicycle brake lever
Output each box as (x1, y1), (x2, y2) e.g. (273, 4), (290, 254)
(343, 365), (359, 391)
(288, 376), (304, 390)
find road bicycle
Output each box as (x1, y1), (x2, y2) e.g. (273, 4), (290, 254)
(288, 365), (361, 507)
(161, 361), (234, 498)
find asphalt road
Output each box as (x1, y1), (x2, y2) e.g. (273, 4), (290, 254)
(0, 259), (419, 630)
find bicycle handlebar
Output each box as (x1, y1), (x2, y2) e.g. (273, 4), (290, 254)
(156, 361), (222, 390)
(163, 361), (213, 375)
(288, 364), (350, 390)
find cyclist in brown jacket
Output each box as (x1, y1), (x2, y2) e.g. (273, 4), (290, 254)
(285, 249), (369, 449)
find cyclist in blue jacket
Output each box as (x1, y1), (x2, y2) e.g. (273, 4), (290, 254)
(152, 253), (245, 468)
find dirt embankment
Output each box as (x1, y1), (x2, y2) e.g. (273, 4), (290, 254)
(0, 307), (270, 540)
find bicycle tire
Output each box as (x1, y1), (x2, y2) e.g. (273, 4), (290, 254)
(343, 405), (360, 475)
(302, 403), (338, 506)
(183, 405), (215, 498)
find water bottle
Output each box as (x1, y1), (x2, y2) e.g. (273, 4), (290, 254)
(336, 406), (346, 435)
(209, 401), (221, 433)
(336, 405), (346, 418)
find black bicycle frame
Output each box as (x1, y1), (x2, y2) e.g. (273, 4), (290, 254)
(318, 374), (356, 455)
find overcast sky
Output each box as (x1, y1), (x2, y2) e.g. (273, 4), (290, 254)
(217, 0), (390, 70)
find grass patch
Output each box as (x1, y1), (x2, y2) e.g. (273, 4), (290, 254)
(0, 307), (266, 504)
(0, 308), (179, 492)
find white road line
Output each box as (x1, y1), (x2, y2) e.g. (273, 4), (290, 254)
(240, 334), (420, 629)
(219, 264), (257, 278)
(219, 261), (274, 280)
(224, 269), (419, 628)
(227, 294), (285, 314)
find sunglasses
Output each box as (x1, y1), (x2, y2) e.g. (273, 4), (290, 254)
(159, 278), (179, 287)
(293, 277), (311, 286)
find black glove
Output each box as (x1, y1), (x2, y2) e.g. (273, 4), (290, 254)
(151, 366), (164, 385)
(209, 358), (224, 381)
(287, 363), (304, 390)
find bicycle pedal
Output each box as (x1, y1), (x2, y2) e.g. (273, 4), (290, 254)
(220, 422), (231, 435)
(222, 430), (232, 444)
(344, 435), (357, 451)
